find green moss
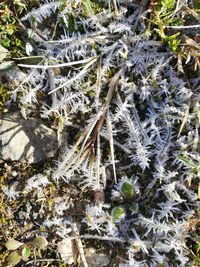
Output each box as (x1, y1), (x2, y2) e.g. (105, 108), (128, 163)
(156, 0), (175, 12)
(91, 0), (106, 13)
(24, 0), (40, 6)
(192, 0), (200, 9)
(82, 0), (105, 17)
(67, 12), (76, 33)
(0, 251), (9, 267)
(0, 86), (10, 113)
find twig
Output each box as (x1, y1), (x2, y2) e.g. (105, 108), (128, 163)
(71, 223), (88, 267)
(165, 24), (200, 29)
(25, 259), (62, 265)
(96, 132), (101, 188)
(66, 234), (126, 243)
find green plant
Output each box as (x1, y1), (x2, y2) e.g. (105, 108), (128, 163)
(120, 181), (136, 199)
(151, 0), (182, 52)
(0, 86), (10, 113)
(1, 0), (200, 266)
(5, 236), (48, 267)
(0, 2), (26, 55)
(192, 0), (200, 9)
(0, 5), (16, 48)
(112, 206), (125, 222)
(111, 178), (140, 224)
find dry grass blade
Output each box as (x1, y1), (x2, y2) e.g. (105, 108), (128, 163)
(79, 109), (104, 157)
(49, 57), (98, 93)
(80, 69), (123, 158)
(89, 151), (95, 187)
(107, 109), (117, 183)
(71, 223), (88, 267)
(18, 57), (96, 69)
(105, 68), (123, 107)
(95, 57), (102, 107)
(96, 132), (101, 188)
(113, 0), (119, 20)
(178, 105), (190, 137)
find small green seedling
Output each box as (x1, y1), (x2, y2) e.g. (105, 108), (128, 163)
(120, 181), (135, 199)
(112, 206), (125, 222)
(128, 202), (139, 214)
(5, 236), (48, 267)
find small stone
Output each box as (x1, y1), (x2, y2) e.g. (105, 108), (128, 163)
(84, 248), (110, 267)
(11, 171), (18, 177)
(0, 45), (9, 62)
(3, 108), (9, 113)
(0, 113), (58, 163)
(0, 64), (27, 89)
(4, 163), (11, 172)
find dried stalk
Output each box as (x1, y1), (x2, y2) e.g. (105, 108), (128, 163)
(71, 223), (88, 267)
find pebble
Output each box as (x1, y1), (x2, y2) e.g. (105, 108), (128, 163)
(0, 113), (58, 163)
(11, 171), (18, 177)
(83, 248), (110, 267)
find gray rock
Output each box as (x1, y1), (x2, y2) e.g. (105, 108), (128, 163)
(0, 64), (27, 89)
(0, 113), (57, 163)
(83, 248), (110, 267)
(0, 45), (9, 62)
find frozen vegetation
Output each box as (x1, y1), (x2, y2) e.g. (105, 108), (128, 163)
(0, 0), (200, 266)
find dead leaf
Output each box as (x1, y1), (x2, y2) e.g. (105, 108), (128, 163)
(5, 239), (23, 251)
(7, 251), (22, 267)
(57, 239), (78, 265)
(29, 236), (48, 249)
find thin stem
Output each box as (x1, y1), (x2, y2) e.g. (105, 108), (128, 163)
(71, 223), (88, 267)
(18, 57), (96, 69)
(165, 24), (200, 29)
